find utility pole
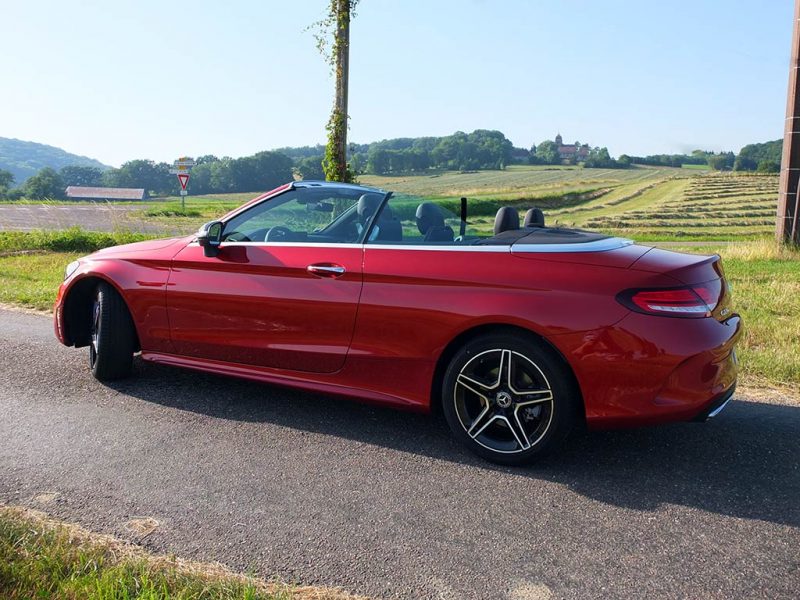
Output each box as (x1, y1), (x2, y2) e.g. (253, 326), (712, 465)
(334, 0), (350, 178)
(778, 0), (800, 244)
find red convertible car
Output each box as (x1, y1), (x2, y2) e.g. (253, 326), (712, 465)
(54, 181), (741, 465)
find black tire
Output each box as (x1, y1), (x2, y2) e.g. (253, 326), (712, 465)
(441, 333), (580, 466)
(89, 282), (135, 381)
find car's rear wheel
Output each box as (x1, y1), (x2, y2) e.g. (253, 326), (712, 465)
(89, 282), (135, 381)
(442, 333), (579, 465)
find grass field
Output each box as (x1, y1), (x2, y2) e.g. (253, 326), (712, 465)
(0, 506), (354, 600)
(561, 172), (779, 240)
(360, 164), (681, 201)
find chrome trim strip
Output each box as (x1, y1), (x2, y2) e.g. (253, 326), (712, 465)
(511, 237), (634, 254)
(219, 242), (363, 249)
(365, 244), (511, 253)
(209, 241), (510, 252)
(707, 397), (732, 419)
(193, 237), (633, 254)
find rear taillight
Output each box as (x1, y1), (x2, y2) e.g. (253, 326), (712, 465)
(617, 281), (720, 318)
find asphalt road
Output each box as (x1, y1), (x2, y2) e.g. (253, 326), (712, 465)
(1, 308), (797, 599)
(0, 203), (174, 233)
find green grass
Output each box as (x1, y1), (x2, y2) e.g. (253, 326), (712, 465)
(137, 195), (254, 231)
(0, 227), (159, 254)
(0, 506), (347, 600)
(0, 252), (81, 309)
(359, 164), (683, 201)
(144, 207), (203, 218)
(0, 229), (161, 311)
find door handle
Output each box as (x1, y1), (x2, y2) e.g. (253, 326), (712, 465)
(307, 263), (346, 278)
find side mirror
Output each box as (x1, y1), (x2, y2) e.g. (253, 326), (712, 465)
(197, 220), (223, 257)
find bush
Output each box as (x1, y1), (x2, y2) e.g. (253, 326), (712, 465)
(756, 160), (780, 174)
(0, 228), (159, 254)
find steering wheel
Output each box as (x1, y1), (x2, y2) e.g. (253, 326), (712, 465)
(265, 226), (293, 242)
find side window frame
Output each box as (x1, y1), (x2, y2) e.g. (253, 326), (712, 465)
(221, 187), (378, 245)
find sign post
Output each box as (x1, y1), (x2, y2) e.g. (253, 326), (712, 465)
(169, 157), (195, 211)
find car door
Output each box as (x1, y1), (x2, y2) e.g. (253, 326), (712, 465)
(166, 185), (377, 373)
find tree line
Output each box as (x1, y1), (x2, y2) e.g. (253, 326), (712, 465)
(286, 129), (516, 176)
(622, 141), (781, 173)
(0, 135), (784, 200)
(0, 152), (295, 200)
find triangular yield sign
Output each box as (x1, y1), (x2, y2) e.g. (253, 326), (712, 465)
(177, 173), (189, 190)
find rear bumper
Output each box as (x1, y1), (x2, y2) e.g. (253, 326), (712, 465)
(550, 313), (742, 429)
(692, 383), (736, 422)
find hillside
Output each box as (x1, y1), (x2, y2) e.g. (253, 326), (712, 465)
(0, 137), (108, 186)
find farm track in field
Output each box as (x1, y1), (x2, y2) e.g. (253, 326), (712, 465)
(561, 172), (779, 240)
(359, 165), (675, 200)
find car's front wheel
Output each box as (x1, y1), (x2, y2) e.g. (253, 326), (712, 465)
(89, 282), (135, 381)
(442, 333), (580, 466)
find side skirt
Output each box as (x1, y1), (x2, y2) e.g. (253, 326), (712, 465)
(140, 351), (427, 412)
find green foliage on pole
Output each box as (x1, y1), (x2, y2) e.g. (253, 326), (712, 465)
(323, 109), (354, 183)
(310, 0), (359, 183)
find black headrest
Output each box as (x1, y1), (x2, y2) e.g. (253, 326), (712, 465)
(523, 207), (545, 228)
(416, 202), (445, 234)
(357, 193), (383, 222)
(494, 206), (520, 235)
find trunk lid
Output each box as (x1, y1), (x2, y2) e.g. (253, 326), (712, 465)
(631, 248), (733, 321)
(631, 248), (721, 284)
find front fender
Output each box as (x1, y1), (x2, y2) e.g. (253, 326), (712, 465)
(54, 255), (174, 353)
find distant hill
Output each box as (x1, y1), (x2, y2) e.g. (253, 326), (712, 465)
(0, 137), (109, 186)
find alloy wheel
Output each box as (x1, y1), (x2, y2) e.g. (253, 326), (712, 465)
(453, 348), (554, 454)
(89, 298), (100, 367)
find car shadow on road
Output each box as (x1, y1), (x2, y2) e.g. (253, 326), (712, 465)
(109, 359), (800, 528)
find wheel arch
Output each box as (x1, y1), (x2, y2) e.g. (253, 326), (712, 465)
(62, 274), (140, 351)
(430, 323), (585, 422)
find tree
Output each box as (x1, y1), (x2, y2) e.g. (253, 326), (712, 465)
(104, 159), (169, 194)
(209, 159), (235, 192)
(583, 147), (629, 169)
(0, 169), (14, 196)
(536, 140), (560, 165)
(59, 165), (104, 187)
(707, 152), (734, 171)
(756, 159), (780, 173)
(297, 156), (326, 180)
(312, 0), (360, 182)
(23, 167), (64, 199)
(366, 147), (390, 174)
(735, 139), (782, 172)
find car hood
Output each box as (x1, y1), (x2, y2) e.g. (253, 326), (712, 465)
(90, 235), (192, 259)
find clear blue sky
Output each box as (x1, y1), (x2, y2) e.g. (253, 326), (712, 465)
(0, 0), (793, 166)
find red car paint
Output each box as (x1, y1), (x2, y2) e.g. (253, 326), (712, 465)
(54, 184), (740, 427)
